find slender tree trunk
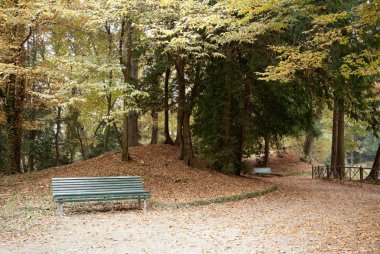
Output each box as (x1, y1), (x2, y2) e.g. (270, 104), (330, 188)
(27, 105), (37, 172)
(76, 124), (88, 160)
(164, 67), (174, 145)
(150, 111), (158, 144)
(367, 143), (380, 181)
(175, 58), (186, 161)
(331, 99), (339, 168)
(121, 113), (130, 161)
(104, 124), (110, 152)
(55, 106), (61, 166)
(104, 93), (112, 152)
(223, 45), (233, 157)
(336, 106), (345, 169)
(182, 107), (194, 166)
(174, 110), (182, 147)
(104, 126), (110, 150)
(263, 135), (270, 167)
(26, 36), (38, 172)
(104, 22), (113, 152)
(119, 18), (132, 161)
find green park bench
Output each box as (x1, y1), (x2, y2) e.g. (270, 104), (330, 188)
(52, 176), (151, 216)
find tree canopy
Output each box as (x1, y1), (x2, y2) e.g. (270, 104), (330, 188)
(0, 0), (379, 174)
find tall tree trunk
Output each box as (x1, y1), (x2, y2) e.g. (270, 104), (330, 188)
(367, 143), (380, 181)
(128, 60), (140, 147)
(121, 113), (130, 161)
(128, 111), (140, 147)
(164, 67), (174, 145)
(26, 35), (38, 172)
(223, 45), (233, 157)
(104, 92), (112, 152)
(55, 106), (61, 166)
(27, 106), (36, 172)
(263, 135), (270, 167)
(331, 100), (345, 177)
(182, 107), (194, 166)
(331, 99), (339, 168)
(4, 40), (26, 173)
(221, 43), (234, 171)
(174, 111), (182, 147)
(119, 18), (132, 161)
(104, 22), (113, 152)
(150, 111), (158, 144)
(175, 58), (186, 161)
(336, 106), (345, 169)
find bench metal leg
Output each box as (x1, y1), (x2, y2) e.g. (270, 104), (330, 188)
(143, 198), (147, 214)
(138, 199), (142, 209)
(57, 202), (64, 216)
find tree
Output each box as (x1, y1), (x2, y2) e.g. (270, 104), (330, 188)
(260, 0), (380, 174)
(0, 0), (61, 173)
(1, 0), (29, 173)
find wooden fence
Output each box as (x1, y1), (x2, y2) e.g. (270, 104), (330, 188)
(312, 165), (379, 184)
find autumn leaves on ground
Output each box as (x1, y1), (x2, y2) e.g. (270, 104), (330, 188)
(1, 145), (380, 253)
(0, 145), (272, 235)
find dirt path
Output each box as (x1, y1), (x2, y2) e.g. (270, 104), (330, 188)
(1, 176), (379, 253)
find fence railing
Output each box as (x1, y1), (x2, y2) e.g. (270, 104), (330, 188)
(312, 165), (379, 184)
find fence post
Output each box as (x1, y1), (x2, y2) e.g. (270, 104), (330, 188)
(326, 165), (330, 179)
(360, 166), (363, 185)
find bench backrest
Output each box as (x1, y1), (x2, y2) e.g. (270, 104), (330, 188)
(252, 167), (272, 174)
(52, 176), (145, 195)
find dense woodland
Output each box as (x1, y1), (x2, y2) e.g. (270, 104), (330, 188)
(0, 0), (379, 175)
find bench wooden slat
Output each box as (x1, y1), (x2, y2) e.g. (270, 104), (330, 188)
(52, 176), (141, 180)
(53, 188), (144, 192)
(52, 184), (144, 188)
(54, 191), (150, 196)
(54, 196), (148, 203)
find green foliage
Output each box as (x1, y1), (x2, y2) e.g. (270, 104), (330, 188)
(0, 0), (379, 174)
(193, 58), (242, 173)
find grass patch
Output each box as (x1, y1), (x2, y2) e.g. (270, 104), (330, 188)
(151, 185), (277, 209)
(286, 171), (311, 176)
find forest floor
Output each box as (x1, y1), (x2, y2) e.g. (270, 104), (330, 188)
(1, 145), (379, 253)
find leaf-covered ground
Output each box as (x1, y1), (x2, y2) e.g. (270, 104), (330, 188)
(1, 177), (379, 253)
(0, 145), (272, 240)
(1, 145), (379, 253)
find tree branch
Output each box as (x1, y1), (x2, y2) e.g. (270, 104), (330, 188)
(21, 27), (33, 47)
